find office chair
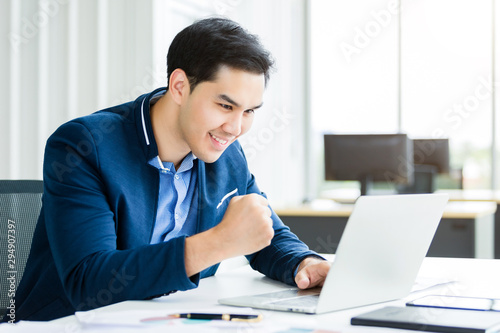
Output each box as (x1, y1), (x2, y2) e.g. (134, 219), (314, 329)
(0, 180), (43, 321)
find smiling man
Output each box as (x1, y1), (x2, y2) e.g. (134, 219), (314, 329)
(10, 17), (330, 322)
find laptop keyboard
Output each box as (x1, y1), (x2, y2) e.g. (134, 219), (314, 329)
(269, 295), (320, 307)
(255, 289), (321, 310)
(254, 290), (305, 299)
(256, 288), (321, 299)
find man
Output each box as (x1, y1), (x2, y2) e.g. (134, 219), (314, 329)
(11, 17), (330, 322)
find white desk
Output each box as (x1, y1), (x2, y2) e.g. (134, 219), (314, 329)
(7, 257), (498, 332)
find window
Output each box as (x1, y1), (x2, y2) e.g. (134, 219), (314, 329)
(401, 0), (492, 189)
(310, 0), (495, 193)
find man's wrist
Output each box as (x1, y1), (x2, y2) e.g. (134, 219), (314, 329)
(184, 228), (227, 277)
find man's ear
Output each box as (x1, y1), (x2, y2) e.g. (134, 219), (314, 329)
(169, 68), (190, 104)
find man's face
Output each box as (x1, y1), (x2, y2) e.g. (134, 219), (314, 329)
(178, 66), (265, 163)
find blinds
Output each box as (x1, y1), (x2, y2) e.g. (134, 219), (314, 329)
(1, 0), (156, 179)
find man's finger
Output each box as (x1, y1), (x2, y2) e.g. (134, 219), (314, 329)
(295, 259), (331, 289)
(295, 270), (310, 289)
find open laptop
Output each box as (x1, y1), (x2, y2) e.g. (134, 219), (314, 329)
(218, 193), (449, 314)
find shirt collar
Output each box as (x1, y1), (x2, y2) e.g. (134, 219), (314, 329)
(136, 87), (166, 161)
(148, 153), (197, 173)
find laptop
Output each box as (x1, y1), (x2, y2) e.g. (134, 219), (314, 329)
(218, 193), (449, 314)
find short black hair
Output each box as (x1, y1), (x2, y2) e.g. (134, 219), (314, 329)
(166, 17), (274, 92)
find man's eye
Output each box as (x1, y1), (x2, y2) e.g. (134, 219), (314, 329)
(220, 104), (232, 110)
(245, 109), (255, 114)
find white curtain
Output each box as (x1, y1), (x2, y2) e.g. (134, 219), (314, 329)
(1, 0), (309, 206)
(1, 0), (157, 179)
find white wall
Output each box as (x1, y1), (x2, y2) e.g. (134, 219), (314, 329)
(0, 0), (308, 206)
(227, 0), (308, 206)
(1, 0), (156, 179)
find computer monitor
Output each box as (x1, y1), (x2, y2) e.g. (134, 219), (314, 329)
(324, 134), (413, 195)
(412, 139), (450, 174)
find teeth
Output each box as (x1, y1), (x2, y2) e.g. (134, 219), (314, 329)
(210, 133), (228, 145)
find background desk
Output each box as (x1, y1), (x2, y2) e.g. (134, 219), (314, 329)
(17, 257), (499, 332)
(437, 189), (500, 259)
(275, 201), (496, 259)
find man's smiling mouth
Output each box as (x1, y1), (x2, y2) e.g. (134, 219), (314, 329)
(209, 133), (229, 145)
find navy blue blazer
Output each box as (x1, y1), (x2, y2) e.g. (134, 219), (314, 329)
(12, 88), (319, 321)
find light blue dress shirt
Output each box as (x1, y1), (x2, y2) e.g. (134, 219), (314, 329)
(148, 154), (198, 243)
(148, 91), (198, 244)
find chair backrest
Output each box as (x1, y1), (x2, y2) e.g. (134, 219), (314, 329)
(0, 180), (43, 321)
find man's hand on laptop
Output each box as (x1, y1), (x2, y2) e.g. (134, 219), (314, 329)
(295, 257), (331, 289)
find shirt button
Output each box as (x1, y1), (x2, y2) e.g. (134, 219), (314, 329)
(174, 174), (180, 180)
(175, 213), (179, 220)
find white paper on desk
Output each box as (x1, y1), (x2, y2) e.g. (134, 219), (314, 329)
(412, 276), (456, 293)
(75, 306), (261, 328)
(0, 321), (73, 333)
(75, 309), (163, 327)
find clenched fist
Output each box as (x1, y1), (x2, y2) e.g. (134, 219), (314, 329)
(215, 193), (274, 257)
(184, 193), (274, 277)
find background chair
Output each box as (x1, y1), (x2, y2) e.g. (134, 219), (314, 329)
(0, 180), (43, 321)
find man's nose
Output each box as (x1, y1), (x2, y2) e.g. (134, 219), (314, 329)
(222, 112), (242, 137)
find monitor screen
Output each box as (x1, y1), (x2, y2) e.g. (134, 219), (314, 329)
(324, 134), (413, 187)
(412, 139), (450, 174)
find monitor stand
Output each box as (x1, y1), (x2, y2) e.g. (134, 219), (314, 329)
(360, 175), (374, 196)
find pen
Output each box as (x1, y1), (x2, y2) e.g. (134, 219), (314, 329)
(141, 313), (263, 323)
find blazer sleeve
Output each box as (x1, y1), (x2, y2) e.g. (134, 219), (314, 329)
(42, 121), (198, 311)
